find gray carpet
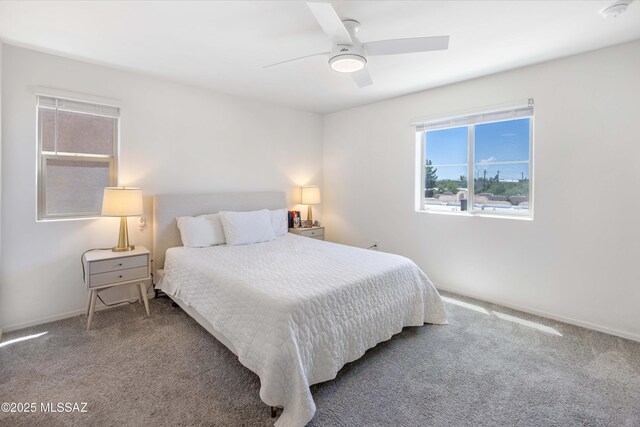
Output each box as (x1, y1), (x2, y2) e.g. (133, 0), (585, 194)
(1, 291), (639, 427)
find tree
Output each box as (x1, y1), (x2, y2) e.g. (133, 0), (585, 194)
(434, 179), (460, 193)
(425, 160), (438, 197)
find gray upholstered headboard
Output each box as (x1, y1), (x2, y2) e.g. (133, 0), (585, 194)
(152, 191), (287, 271)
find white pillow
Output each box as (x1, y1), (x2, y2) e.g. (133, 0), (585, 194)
(176, 214), (226, 248)
(219, 209), (276, 246)
(270, 208), (288, 236)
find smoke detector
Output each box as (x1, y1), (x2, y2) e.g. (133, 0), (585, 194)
(600, 0), (633, 18)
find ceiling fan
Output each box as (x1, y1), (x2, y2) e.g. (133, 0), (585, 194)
(263, 1), (450, 88)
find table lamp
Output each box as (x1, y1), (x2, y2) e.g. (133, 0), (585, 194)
(300, 186), (321, 226)
(101, 187), (143, 252)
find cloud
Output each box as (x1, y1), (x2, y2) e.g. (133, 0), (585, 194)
(478, 156), (496, 164)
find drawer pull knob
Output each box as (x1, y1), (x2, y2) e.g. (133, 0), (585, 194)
(117, 263), (122, 266)
(119, 275), (123, 278)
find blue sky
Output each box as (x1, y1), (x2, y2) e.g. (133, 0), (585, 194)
(426, 118), (530, 181)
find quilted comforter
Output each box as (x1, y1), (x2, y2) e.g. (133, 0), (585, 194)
(158, 233), (447, 426)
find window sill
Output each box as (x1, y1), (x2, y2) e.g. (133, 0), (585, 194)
(417, 209), (533, 221)
(37, 216), (102, 223)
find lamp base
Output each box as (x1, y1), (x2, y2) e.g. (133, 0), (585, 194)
(307, 205), (313, 225)
(112, 245), (135, 252)
(111, 217), (135, 252)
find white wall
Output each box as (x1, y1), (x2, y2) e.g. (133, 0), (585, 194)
(323, 40), (640, 341)
(0, 45), (323, 331)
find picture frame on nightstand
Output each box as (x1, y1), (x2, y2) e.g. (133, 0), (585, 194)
(289, 210), (301, 228)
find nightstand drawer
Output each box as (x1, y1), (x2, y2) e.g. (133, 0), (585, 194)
(90, 254), (148, 275)
(296, 228), (324, 238)
(89, 266), (148, 288)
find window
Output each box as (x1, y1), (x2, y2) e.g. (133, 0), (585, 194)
(416, 100), (533, 217)
(37, 95), (119, 220)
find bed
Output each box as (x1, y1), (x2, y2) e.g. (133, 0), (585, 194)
(153, 192), (447, 427)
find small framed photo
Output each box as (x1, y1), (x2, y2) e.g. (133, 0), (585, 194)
(289, 210), (302, 228)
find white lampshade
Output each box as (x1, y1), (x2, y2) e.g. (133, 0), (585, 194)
(101, 187), (143, 217)
(300, 186), (321, 205)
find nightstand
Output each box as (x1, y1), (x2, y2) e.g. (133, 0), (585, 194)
(289, 226), (325, 241)
(82, 246), (151, 331)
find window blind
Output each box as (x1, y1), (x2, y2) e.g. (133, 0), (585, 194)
(414, 99), (533, 132)
(38, 95), (120, 118)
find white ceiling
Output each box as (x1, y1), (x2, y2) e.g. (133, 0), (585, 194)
(0, 1), (639, 114)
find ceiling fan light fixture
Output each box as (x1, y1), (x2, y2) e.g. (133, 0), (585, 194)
(329, 54), (366, 73)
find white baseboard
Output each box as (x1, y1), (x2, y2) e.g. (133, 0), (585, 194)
(437, 285), (640, 343)
(2, 291), (156, 334)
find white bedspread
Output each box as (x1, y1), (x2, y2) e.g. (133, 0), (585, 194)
(158, 233), (447, 426)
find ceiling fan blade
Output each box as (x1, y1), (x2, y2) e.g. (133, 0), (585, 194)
(364, 36), (449, 56)
(351, 68), (373, 88)
(263, 51), (330, 69)
(306, 1), (352, 45)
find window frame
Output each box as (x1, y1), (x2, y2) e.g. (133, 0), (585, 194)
(36, 94), (120, 221)
(415, 101), (534, 219)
